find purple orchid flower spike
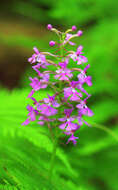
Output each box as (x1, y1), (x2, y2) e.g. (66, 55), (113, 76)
(23, 24), (93, 145)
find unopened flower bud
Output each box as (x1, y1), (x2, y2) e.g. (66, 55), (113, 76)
(49, 41), (55, 47)
(47, 24), (52, 30)
(77, 30), (83, 36)
(72, 25), (77, 31)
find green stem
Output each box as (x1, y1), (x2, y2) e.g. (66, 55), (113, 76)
(60, 45), (63, 58)
(48, 136), (58, 181)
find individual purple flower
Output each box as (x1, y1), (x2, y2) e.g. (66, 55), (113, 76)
(32, 65), (42, 76)
(28, 47), (39, 64)
(77, 83), (90, 96)
(28, 47), (46, 64)
(77, 71), (92, 86)
(29, 73), (49, 90)
(77, 55), (88, 65)
(76, 100), (94, 117)
(37, 53), (46, 64)
(29, 77), (42, 91)
(55, 65), (73, 81)
(64, 85), (82, 101)
(64, 33), (76, 46)
(58, 109), (79, 132)
(22, 105), (38, 125)
(58, 59), (69, 69)
(43, 94), (60, 107)
(32, 62), (49, 75)
(70, 80), (90, 96)
(37, 104), (58, 116)
(66, 134), (79, 145)
(40, 73), (50, 85)
(27, 105), (38, 120)
(77, 114), (90, 127)
(28, 73), (50, 97)
(38, 115), (55, 125)
(69, 45), (88, 65)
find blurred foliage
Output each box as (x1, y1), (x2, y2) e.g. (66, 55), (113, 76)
(6, 0), (117, 26)
(0, 0), (118, 189)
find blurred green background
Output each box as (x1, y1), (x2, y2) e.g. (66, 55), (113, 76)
(0, 0), (118, 190)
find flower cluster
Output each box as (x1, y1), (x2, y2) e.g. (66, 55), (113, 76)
(22, 24), (93, 145)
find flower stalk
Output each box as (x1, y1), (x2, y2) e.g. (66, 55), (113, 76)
(48, 135), (58, 181)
